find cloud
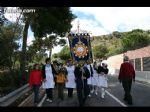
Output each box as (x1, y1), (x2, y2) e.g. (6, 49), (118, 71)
(71, 7), (150, 35)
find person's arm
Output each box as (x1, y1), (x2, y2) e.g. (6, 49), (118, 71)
(118, 64), (123, 83)
(104, 68), (109, 74)
(51, 64), (57, 76)
(29, 71), (33, 87)
(97, 66), (102, 74)
(42, 65), (46, 82)
(90, 65), (93, 77)
(132, 65), (136, 81)
(39, 71), (43, 83)
(84, 67), (90, 79)
(65, 67), (68, 75)
(74, 67), (78, 78)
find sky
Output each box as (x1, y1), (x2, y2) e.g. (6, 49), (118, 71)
(4, 7), (150, 55)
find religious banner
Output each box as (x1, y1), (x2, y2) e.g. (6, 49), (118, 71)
(68, 33), (93, 65)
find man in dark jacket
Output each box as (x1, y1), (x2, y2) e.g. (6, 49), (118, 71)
(118, 56), (135, 105)
(74, 64), (90, 107)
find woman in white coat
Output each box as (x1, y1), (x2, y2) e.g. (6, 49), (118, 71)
(97, 63), (109, 98)
(65, 61), (76, 98)
(91, 62), (99, 95)
(42, 58), (57, 103)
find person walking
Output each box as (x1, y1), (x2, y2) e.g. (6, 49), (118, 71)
(29, 64), (43, 105)
(118, 56), (135, 105)
(86, 63), (93, 97)
(97, 62), (109, 99)
(91, 61), (99, 95)
(65, 60), (76, 98)
(56, 67), (67, 100)
(74, 64), (90, 106)
(42, 58), (57, 103)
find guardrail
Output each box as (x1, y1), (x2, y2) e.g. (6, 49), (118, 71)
(111, 69), (150, 83)
(0, 84), (30, 106)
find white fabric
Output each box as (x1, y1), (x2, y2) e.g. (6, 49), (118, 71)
(42, 65), (55, 89)
(92, 66), (99, 86)
(101, 60), (108, 66)
(87, 64), (99, 86)
(86, 64), (91, 72)
(65, 66), (76, 88)
(97, 74), (108, 88)
(87, 64), (92, 85)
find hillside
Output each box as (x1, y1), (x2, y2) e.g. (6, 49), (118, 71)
(91, 29), (150, 58)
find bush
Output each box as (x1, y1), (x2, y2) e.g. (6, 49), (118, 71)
(0, 69), (29, 96)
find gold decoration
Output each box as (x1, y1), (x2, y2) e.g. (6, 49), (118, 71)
(73, 41), (88, 58)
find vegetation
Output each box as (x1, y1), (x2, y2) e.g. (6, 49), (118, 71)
(0, 7), (75, 96)
(91, 29), (150, 59)
(56, 29), (150, 61)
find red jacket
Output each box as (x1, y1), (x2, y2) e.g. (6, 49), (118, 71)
(29, 69), (43, 87)
(118, 62), (135, 80)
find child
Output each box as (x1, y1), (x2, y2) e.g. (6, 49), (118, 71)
(29, 64), (43, 105)
(56, 67), (67, 100)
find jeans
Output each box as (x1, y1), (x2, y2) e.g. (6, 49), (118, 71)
(32, 84), (41, 103)
(57, 83), (64, 100)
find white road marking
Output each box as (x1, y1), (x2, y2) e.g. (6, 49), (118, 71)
(105, 90), (127, 107)
(135, 81), (150, 87)
(18, 93), (34, 107)
(37, 94), (46, 107)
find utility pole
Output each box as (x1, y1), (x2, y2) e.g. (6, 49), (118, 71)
(77, 19), (80, 34)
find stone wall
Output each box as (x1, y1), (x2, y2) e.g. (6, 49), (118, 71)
(107, 46), (150, 71)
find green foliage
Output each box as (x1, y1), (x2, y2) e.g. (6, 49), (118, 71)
(58, 45), (71, 61)
(0, 69), (28, 96)
(30, 7), (76, 38)
(112, 31), (122, 38)
(93, 45), (109, 59)
(19, 7), (75, 74)
(92, 29), (150, 57)
(52, 53), (59, 59)
(122, 30), (150, 51)
(0, 23), (22, 68)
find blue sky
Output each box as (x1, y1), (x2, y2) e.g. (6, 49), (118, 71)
(5, 7), (150, 55)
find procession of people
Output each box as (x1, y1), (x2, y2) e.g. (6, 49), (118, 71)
(29, 57), (111, 106)
(28, 32), (135, 106)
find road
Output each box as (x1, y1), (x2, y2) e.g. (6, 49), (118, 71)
(39, 75), (150, 107)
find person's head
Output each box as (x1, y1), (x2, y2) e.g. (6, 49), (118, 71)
(67, 60), (72, 66)
(53, 60), (58, 66)
(33, 64), (39, 70)
(45, 58), (50, 64)
(123, 56), (129, 62)
(102, 63), (107, 67)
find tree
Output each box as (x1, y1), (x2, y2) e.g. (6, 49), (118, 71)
(58, 45), (71, 61)
(30, 8), (76, 61)
(122, 29), (150, 51)
(112, 31), (122, 38)
(93, 45), (108, 59)
(42, 35), (66, 61)
(0, 7), (8, 26)
(0, 23), (22, 69)
(18, 7), (75, 77)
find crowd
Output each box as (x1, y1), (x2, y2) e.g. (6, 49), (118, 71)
(29, 56), (135, 106)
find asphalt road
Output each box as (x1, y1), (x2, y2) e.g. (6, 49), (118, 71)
(40, 75), (150, 107)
